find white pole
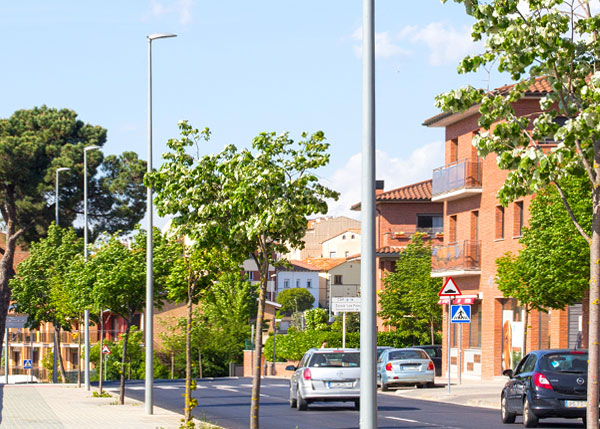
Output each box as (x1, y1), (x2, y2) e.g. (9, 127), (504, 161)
(360, 0), (377, 425)
(458, 323), (462, 385)
(447, 298), (452, 394)
(4, 326), (7, 384)
(342, 312), (346, 348)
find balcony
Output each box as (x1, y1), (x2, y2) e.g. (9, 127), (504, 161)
(432, 158), (482, 202)
(431, 240), (481, 277)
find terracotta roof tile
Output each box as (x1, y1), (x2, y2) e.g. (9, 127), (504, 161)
(351, 180), (432, 211)
(290, 258), (347, 271)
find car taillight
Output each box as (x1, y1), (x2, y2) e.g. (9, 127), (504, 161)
(533, 372), (553, 390)
(385, 363), (392, 371)
(427, 361), (434, 371)
(303, 368), (312, 380)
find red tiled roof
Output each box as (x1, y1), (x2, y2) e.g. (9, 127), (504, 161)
(423, 76), (551, 127)
(349, 246), (406, 260)
(351, 180), (432, 211)
(290, 258), (348, 271)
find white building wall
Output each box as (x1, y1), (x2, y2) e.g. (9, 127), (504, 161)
(276, 271), (320, 309)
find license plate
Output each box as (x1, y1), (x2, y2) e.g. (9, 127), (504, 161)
(402, 366), (418, 371)
(565, 400), (586, 408)
(329, 381), (352, 388)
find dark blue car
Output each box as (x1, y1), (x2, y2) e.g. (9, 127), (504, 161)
(501, 349), (588, 427)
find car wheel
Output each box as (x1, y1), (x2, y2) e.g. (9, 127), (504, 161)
(381, 381), (389, 392)
(297, 389), (308, 411)
(523, 397), (538, 428)
(289, 384), (297, 408)
(425, 382), (435, 388)
(354, 399), (360, 410)
(582, 416), (586, 427)
(416, 384), (424, 389)
(500, 394), (516, 424)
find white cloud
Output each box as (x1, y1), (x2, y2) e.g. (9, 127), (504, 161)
(351, 27), (411, 59)
(324, 140), (445, 219)
(399, 22), (481, 66)
(146, 0), (193, 26)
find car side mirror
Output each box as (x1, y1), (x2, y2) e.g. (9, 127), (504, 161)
(285, 365), (297, 371)
(502, 369), (513, 378)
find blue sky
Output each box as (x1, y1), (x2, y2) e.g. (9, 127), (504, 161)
(1, 1), (505, 222)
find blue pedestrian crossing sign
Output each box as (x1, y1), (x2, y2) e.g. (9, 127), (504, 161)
(23, 359), (32, 369)
(451, 305), (471, 323)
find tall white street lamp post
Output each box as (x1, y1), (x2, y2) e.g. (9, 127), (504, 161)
(146, 32), (176, 415)
(54, 167), (70, 383)
(83, 145), (100, 391)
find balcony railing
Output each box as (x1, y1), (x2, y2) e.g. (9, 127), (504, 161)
(432, 158), (482, 201)
(431, 240), (481, 275)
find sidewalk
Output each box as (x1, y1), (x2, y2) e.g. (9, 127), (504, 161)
(0, 383), (185, 428)
(390, 377), (506, 409)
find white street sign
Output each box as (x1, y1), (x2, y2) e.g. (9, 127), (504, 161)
(332, 297), (361, 312)
(6, 316), (27, 329)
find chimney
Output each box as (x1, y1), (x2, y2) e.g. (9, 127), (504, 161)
(376, 180), (384, 195)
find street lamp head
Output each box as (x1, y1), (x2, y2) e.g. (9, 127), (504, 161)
(56, 167), (70, 173)
(84, 145), (100, 152)
(147, 33), (177, 41)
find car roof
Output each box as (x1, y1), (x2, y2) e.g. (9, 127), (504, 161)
(310, 348), (359, 353)
(531, 349), (587, 355)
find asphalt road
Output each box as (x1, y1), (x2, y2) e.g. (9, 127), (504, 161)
(107, 378), (586, 429)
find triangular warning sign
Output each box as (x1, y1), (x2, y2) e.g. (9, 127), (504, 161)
(439, 276), (462, 296)
(452, 306), (470, 321)
(102, 345), (111, 355)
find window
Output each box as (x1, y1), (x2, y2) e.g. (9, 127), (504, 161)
(450, 138), (458, 163)
(296, 279), (301, 287)
(417, 214), (443, 234)
(333, 275), (343, 285)
(342, 235), (346, 240)
(468, 303), (482, 348)
(284, 279), (290, 289)
(247, 271), (254, 281)
(496, 206), (505, 239)
(329, 251), (336, 258)
(514, 201), (524, 237)
(471, 211), (479, 241)
(345, 251), (349, 257)
(351, 234), (355, 239)
(449, 215), (457, 243)
(307, 279), (312, 288)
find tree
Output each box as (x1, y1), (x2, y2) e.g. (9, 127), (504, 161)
(146, 121), (338, 429)
(276, 288), (315, 316)
(436, 0), (600, 422)
(87, 227), (176, 405)
(10, 224), (84, 382)
(378, 233), (442, 344)
(0, 106), (147, 349)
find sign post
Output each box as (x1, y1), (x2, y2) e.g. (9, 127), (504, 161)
(332, 297), (361, 349)
(439, 277), (462, 394)
(102, 345), (111, 382)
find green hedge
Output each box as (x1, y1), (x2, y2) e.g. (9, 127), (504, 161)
(264, 330), (439, 362)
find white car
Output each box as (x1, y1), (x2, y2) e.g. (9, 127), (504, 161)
(377, 347), (435, 391)
(287, 348), (360, 411)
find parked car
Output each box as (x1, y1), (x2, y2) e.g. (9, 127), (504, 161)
(414, 345), (442, 377)
(377, 348), (435, 391)
(501, 349), (588, 427)
(377, 346), (393, 360)
(287, 348), (360, 411)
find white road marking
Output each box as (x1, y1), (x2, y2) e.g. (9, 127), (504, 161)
(386, 416), (420, 423)
(260, 394), (271, 398)
(156, 386), (181, 390)
(127, 386), (145, 391)
(385, 416), (462, 429)
(214, 385), (239, 392)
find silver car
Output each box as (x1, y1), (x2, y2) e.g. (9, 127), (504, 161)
(377, 347), (435, 391)
(287, 348), (360, 410)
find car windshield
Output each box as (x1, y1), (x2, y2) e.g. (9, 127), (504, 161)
(308, 352), (360, 368)
(388, 350), (429, 360)
(540, 352), (588, 373)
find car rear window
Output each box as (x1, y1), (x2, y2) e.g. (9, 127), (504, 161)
(308, 352), (360, 368)
(389, 350), (429, 360)
(540, 352), (588, 373)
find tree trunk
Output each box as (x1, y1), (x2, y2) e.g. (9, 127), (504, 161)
(77, 319), (81, 388)
(198, 348), (202, 379)
(250, 255), (268, 429)
(118, 320), (131, 405)
(170, 352), (174, 380)
(522, 306), (528, 357)
(430, 320), (434, 345)
(184, 292), (193, 424)
(98, 310), (104, 394)
(587, 185), (600, 428)
(0, 223), (19, 350)
(56, 326), (68, 383)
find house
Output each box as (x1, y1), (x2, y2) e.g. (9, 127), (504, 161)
(351, 180), (444, 330)
(321, 229), (361, 259)
(424, 78), (573, 379)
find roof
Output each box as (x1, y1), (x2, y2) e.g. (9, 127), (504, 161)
(349, 246), (407, 260)
(289, 258), (348, 272)
(423, 76), (551, 128)
(320, 228), (361, 243)
(351, 180), (433, 211)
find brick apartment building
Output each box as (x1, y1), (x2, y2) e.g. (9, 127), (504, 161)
(424, 79), (577, 380)
(351, 180), (443, 331)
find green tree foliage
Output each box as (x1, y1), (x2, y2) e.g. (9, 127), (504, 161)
(276, 288), (315, 316)
(10, 224), (84, 382)
(304, 308), (329, 331)
(85, 227), (177, 405)
(378, 234), (442, 344)
(146, 120), (338, 429)
(435, 0), (600, 421)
